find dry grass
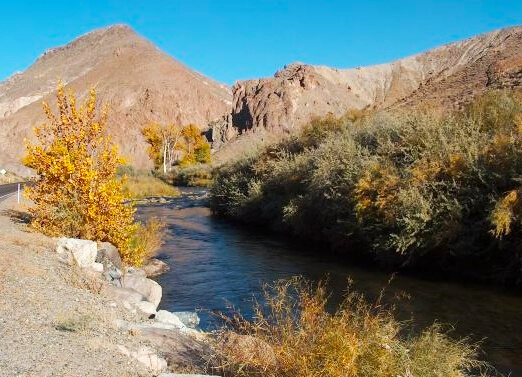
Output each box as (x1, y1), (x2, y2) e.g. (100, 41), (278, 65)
(55, 312), (94, 333)
(128, 217), (166, 264)
(122, 175), (181, 199)
(211, 277), (495, 377)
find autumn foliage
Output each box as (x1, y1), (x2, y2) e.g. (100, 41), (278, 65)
(213, 277), (488, 377)
(142, 122), (211, 172)
(23, 83), (156, 265)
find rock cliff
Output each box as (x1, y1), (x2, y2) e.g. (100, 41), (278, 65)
(213, 26), (522, 148)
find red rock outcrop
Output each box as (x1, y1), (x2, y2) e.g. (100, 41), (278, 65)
(213, 26), (522, 149)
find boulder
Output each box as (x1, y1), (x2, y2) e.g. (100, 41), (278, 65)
(128, 326), (211, 372)
(125, 267), (147, 278)
(118, 345), (167, 373)
(136, 301), (157, 319)
(155, 310), (186, 329)
(56, 238), (97, 268)
(102, 262), (122, 285)
(105, 285), (145, 310)
(97, 242), (122, 269)
(172, 311), (200, 329)
(91, 262), (104, 273)
(133, 346), (167, 372)
(122, 273), (162, 308)
(142, 258), (170, 277)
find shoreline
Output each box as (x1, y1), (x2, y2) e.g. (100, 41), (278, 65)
(0, 195), (216, 376)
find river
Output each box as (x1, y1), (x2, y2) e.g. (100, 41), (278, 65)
(137, 188), (522, 376)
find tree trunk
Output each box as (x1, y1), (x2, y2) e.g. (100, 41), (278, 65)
(163, 142), (167, 174)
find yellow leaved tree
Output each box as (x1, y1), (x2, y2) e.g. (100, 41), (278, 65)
(141, 122), (183, 173)
(141, 122), (211, 170)
(23, 83), (151, 265)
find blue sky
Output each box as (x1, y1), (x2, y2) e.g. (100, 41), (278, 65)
(0, 1), (521, 84)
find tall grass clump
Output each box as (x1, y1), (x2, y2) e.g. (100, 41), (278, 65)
(212, 277), (493, 377)
(121, 175), (181, 199)
(211, 90), (522, 285)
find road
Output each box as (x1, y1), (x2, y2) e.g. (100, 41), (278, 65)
(0, 183), (22, 202)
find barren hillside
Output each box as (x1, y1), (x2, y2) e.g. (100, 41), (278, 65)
(0, 24), (232, 174)
(213, 26), (522, 148)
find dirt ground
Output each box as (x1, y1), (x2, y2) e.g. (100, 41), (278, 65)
(0, 196), (157, 377)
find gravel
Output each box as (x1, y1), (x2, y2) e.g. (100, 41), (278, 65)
(0, 197), (157, 377)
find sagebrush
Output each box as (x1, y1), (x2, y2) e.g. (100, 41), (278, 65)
(211, 90), (522, 285)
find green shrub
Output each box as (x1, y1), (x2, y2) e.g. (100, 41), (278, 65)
(195, 142), (212, 164)
(211, 90), (522, 284)
(170, 164), (213, 187)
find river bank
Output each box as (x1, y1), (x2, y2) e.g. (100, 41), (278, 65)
(0, 195), (214, 376)
(138, 188), (522, 377)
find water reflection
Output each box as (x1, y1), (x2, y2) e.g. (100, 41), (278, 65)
(137, 189), (522, 376)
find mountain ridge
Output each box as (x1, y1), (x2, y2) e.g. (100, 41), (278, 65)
(212, 25), (522, 149)
(0, 24), (232, 174)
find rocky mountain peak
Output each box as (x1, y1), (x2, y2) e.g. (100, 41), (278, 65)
(0, 25), (232, 174)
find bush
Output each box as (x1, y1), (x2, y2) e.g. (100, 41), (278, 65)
(211, 90), (522, 284)
(195, 142), (211, 164)
(126, 218), (166, 264)
(23, 83), (162, 266)
(212, 277), (491, 377)
(169, 164), (213, 187)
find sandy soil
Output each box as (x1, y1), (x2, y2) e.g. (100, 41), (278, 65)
(0, 196), (157, 377)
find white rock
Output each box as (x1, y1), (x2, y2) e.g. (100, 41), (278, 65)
(132, 346), (167, 372)
(172, 311), (200, 328)
(105, 286), (145, 310)
(91, 262), (104, 272)
(117, 344), (167, 373)
(135, 301), (157, 318)
(122, 274), (162, 308)
(155, 310), (186, 329)
(56, 238), (97, 268)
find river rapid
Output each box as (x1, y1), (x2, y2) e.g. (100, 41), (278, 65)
(137, 188), (522, 376)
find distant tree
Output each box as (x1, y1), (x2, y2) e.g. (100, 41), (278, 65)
(143, 122), (211, 169)
(142, 122), (183, 173)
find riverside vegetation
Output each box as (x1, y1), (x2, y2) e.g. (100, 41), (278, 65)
(23, 84), (164, 266)
(141, 121), (214, 186)
(212, 277), (495, 377)
(117, 165), (181, 199)
(17, 83), (508, 376)
(211, 90), (522, 286)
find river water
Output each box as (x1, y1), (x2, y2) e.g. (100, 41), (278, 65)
(137, 188), (522, 376)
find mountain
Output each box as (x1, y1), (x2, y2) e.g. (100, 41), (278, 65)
(212, 26), (522, 149)
(0, 24), (232, 174)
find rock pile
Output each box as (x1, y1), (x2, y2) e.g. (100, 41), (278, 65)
(55, 237), (208, 374)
